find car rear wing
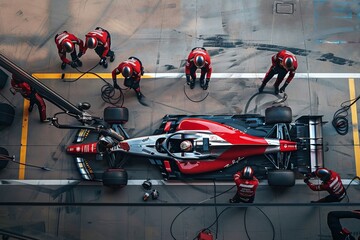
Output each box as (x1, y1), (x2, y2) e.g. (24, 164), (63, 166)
(291, 115), (324, 172)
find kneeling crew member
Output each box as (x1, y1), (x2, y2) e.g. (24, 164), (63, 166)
(185, 47), (212, 90)
(230, 166), (259, 203)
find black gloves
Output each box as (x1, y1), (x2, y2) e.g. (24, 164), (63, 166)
(186, 75), (191, 85)
(99, 57), (107, 65)
(202, 79), (210, 90)
(77, 52), (83, 58)
(280, 82), (289, 93)
(304, 178), (310, 184)
(70, 61), (78, 68)
(114, 83), (120, 90)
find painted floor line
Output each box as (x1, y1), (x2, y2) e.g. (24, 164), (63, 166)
(0, 179), (358, 186)
(348, 78), (360, 177)
(32, 72), (360, 79)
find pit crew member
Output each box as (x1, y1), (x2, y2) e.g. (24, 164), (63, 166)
(10, 74), (48, 123)
(81, 27), (115, 68)
(112, 56), (144, 100)
(54, 31), (84, 70)
(327, 210), (360, 240)
(185, 47), (212, 90)
(258, 50), (298, 94)
(304, 167), (346, 203)
(230, 166), (259, 203)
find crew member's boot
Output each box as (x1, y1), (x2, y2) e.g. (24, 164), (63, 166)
(61, 62), (67, 70)
(274, 84), (279, 95)
(258, 82), (266, 93)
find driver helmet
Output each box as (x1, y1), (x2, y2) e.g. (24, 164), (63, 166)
(121, 65), (133, 78)
(194, 54), (205, 68)
(86, 36), (98, 49)
(283, 56), (294, 70)
(62, 39), (74, 53)
(315, 168), (331, 182)
(180, 140), (192, 152)
(241, 166), (254, 180)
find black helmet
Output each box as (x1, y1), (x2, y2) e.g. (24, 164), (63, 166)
(121, 66), (132, 78)
(62, 39), (74, 53)
(142, 180), (152, 190)
(241, 166), (254, 179)
(316, 168), (331, 182)
(86, 37), (98, 49)
(194, 54), (205, 68)
(283, 57), (294, 70)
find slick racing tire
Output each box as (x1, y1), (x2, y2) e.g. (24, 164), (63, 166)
(265, 106), (292, 124)
(267, 170), (295, 187)
(0, 147), (10, 170)
(104, 107), (129, 124)
(102, 168), (128, 188)
(0, 103), (15, 127)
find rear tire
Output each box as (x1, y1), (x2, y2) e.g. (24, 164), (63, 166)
(0, 103), (15, 127)
(104, 107), (129, 124)
(267, 170), (295, 187)
(102, 168), (128, 188)
(0, 147), (10, 170)
(265, 106), (292, 124)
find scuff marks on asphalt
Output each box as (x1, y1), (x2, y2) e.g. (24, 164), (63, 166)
(317, 53), (354, 66)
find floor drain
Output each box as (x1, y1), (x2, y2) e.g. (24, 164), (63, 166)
(274, 2), (294, 14)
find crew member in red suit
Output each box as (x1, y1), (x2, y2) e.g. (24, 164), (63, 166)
(112, 57), (144, 100)
(10, 75), (48, 123)
(304, 167), (346, 203)
(230, 166), (259, 203)
(258, 49), (298, 94)
(185, 47), (212, 90)
(82, 27), (115, 68)
(327, 210), (360, 240)
(54, 31), (84, 70)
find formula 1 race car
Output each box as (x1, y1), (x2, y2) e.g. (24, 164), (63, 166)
(0, 54), (324, 188)
(64, 105), (324, 187)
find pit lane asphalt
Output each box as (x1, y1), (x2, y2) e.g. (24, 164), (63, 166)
(0, 0), (360, 239)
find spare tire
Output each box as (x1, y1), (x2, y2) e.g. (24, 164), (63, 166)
(267, 170), (295, 187)
(104, 107), (129, 124)
(0, 103), (15, 127)
(265, 106), (292, 124)
(102, 168), (128, 188)
(0, 147), (10, 170)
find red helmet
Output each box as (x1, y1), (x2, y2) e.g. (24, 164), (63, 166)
(283, 56), (295, 70)
(62, 39), (74, 53)
(194, 54), (205, 68)
(121, 66), (133, 78)
(86, 37), (98, 49)
(241, 166), (254, 179)
(315, 168), (331, 182)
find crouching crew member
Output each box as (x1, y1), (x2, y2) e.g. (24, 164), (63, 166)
(81, 27), (115, 68)
(112, 57), (144, 101)
(259, 49), (298, 94)
(55, 31), (84, 70)
(327, 210), (360, 240)
(230, 166), (259, 203)
(185, 47), (212, 90)
(304, 167), (346, 203)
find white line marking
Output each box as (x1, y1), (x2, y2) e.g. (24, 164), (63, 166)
(146, 73), (360, 78)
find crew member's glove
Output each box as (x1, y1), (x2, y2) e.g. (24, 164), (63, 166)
(186, 75), (191, 85)
(77, 52), (83, 58)
(99, 57), (107, 65)
(202, 78), (210, 90)
(70, 61), (78, 68)
(304, 178), (310, 184)
(280, 82), (289, 93)
(113, 83), (120, 90)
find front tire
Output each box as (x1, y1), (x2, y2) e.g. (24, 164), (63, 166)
(0, 103), (15, 127)
(104, 107), (129, 124)
(0, 147), (10, 170)
(102, 168), (128, 188)
(265, 106), (292, 124)
(267, 170), (295, 187)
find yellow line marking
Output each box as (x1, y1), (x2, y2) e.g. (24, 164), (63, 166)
(18, 99), (30, 180)
(32, 73), (152, 79)
(349, 78), (360, 177)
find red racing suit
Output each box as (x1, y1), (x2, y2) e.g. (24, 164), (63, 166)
(185, 47), (212, 81)
(83, 27), (113, 59)
(306, 170), (346, 203)
(11, 76), (47, 122)
(262, 50), (298, 87)
(54, 31), (84, 64)
(231, 171), (259, 203)
(112, 57), (144, 93)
